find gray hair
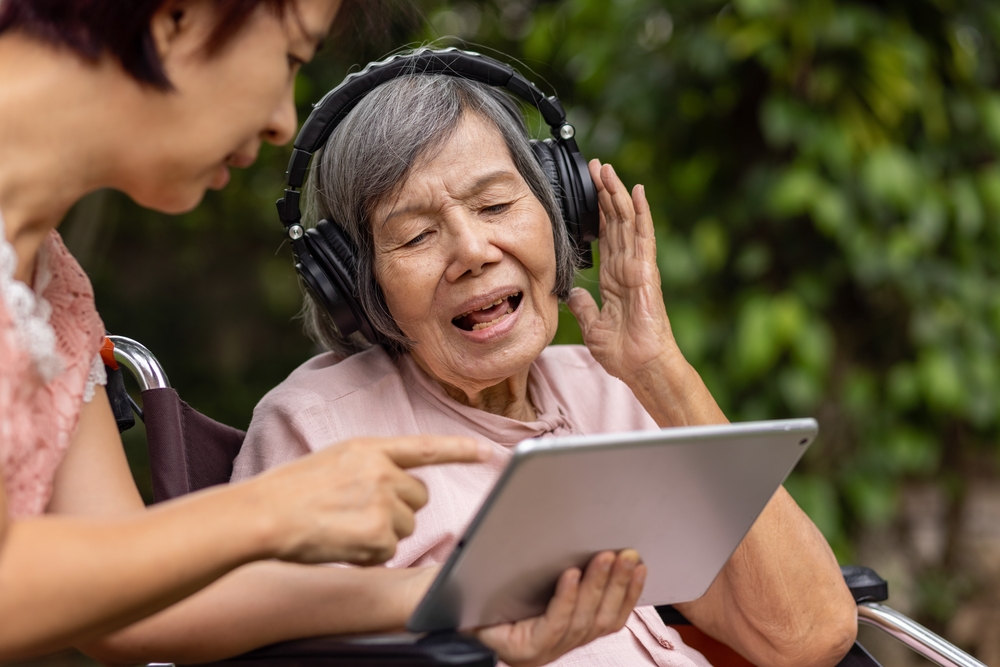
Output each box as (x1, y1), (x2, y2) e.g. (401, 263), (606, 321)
(301, 71), (577, 356)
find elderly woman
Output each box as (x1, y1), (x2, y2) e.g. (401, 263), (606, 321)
(0, 1), (641, 664)
(233, 70), (859, 667)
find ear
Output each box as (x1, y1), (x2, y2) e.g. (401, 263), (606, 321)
(149, 0), (204, 61)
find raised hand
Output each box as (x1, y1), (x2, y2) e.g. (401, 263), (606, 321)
(475, 550), (646, 667)
(567, 160), (677, 382)
(246, 435), (488, 566)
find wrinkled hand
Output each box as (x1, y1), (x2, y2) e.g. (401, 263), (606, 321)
(475, 550), (646, 667)
(248, 436), (488, 566)
(567, 161), (676, 381)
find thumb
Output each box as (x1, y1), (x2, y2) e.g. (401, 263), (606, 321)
(567, 287), (600, 339)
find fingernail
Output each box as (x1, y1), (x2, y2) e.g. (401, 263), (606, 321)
(608, 164), (617, 178)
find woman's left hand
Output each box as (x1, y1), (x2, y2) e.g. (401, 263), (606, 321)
(567, 160), (676, 382)
(475, 550), (645, 667)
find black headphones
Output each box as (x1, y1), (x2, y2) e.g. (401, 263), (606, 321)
(275, 47), (599, 344)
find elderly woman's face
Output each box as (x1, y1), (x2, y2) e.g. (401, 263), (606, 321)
(373, 114), (560, 392)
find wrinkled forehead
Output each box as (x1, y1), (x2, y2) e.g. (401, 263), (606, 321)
(371, 111), (521, 224)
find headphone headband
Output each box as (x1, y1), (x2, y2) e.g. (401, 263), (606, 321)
(276, 47), (580, 227)
(278, 47), (599, 345)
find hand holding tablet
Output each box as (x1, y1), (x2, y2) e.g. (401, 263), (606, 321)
(409, 418), (817, 632)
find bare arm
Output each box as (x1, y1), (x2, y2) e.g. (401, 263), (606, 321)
(568, 161), (857, 667)
(51, 387), (646, 667)
(0, 387), (486, 661)
(46, 392), (434, 663)
(84, 563), (435, 665)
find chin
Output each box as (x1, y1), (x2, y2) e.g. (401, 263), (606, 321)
(131, 185), (207, 215)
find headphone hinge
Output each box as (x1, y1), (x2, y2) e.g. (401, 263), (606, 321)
(276, 189), (301, 226)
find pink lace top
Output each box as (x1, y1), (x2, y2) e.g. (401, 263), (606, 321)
(1, 211), (107, 519)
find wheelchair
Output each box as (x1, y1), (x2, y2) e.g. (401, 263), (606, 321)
(104, 335), (987, 667)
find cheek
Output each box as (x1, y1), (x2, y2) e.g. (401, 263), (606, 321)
(516, 210), (559, 285)
(374, 255), (438, 337)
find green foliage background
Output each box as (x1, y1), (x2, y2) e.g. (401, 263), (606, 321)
(64, 0), (1000, 634)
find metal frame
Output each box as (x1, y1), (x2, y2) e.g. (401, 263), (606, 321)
(858, 603), (986, 667)
(109, 335), (170, 391)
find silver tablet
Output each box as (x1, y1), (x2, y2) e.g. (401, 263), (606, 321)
(407, 418), (817, 632)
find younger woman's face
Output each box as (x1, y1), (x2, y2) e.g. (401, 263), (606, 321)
(122, 0), (340, 213)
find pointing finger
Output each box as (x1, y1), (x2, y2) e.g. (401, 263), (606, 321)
(374, 435), (490, 469)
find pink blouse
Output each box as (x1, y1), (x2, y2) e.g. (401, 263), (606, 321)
(1, 215), (107, 519)
(233, 345), (713, 667)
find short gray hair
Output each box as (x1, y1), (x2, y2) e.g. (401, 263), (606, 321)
(301, 71), (577, 356)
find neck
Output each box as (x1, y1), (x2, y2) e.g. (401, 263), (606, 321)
(411, 354), (537, 421)
(0, 34), (134, 282)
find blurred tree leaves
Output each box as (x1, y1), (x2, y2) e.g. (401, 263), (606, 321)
(416, 0), (1000, 573)
(66, 0), (1000, 622)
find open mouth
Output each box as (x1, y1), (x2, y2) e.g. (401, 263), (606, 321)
(452, 292), (523, 332)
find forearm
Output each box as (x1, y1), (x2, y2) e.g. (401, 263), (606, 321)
(0, 483), (275, 661)
(624, 346), (727, 428)
(629, 354), (856, 664)
(82, 563), (434, 665)
(676, 488), (857, 667)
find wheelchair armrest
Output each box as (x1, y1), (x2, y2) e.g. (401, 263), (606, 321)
(190, 632), (496, 667)
(841, 565), (889, 603)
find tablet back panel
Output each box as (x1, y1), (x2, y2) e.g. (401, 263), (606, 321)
(408, 419), (817, 632)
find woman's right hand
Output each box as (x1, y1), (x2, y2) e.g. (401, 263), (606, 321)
(476, 550), (646, 667)
(244, 435), (488, 566)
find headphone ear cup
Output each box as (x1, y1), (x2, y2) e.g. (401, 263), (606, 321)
(531, 138), (582, 249)
(530, 139), (560, 193)
(532, 138), (598, 267)
(302, 220), (380, 344)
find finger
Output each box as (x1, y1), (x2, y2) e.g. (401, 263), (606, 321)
(601, 164), (638, 236)
(562, 552), (614, 648)
(592, 165), (631, 252)
(391, 495), (417, 539)
(632, 184), (655, 239)
(538, 567), (581, 645)
(566, 287), (600, 338)
(391, 468), (429, 510)
(616, 562), (647, 629)
(375, 435), (490, 468)
(592, 549), (639, 635)
(588, 158), (606, 193)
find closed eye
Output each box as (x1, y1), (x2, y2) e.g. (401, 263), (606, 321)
(481, 203), (511, 216)
(404, 231), (430, 247)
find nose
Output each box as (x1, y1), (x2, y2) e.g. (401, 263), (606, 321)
(262, 84), (297, 146)
(443, 214), (504, 282)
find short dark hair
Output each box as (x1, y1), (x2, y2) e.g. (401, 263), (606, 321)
(0, 0), (299, 89)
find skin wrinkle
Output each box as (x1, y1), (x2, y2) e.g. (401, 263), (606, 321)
(302, 74), (575, 356)
(371, 114), (558, 419)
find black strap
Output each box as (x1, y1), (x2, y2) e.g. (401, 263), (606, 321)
(285, 48), (567, 189)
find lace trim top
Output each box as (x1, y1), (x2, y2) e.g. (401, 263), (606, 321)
(1, 209), (107, 517)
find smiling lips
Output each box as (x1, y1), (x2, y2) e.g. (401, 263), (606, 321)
(452, 292), (523, 331)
